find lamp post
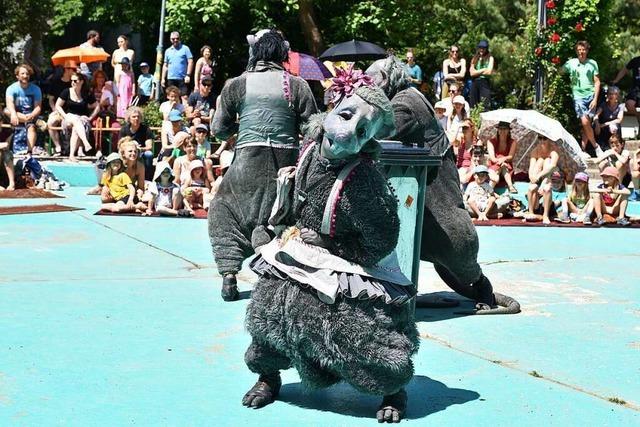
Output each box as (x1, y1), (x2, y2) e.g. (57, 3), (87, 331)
(534, 0), (547, 105)
(154, 0), (167, 101)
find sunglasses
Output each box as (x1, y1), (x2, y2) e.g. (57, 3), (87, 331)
(450, 50), (459, 53)
(170, 38), (179, 41)
(71, 79), (80, 83)
(202, 83), (212, 87)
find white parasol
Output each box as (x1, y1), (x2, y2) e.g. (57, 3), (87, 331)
(479, 109), (587, 180)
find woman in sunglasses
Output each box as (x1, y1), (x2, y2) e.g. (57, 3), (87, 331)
(55, 72), (99, 161)
(441, 45), (466, 100)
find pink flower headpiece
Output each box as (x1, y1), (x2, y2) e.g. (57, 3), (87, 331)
(328, 64), (374, 105)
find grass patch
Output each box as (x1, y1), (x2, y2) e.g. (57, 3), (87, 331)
(608, 397), (627, 405)
(529, 370), (542, 378)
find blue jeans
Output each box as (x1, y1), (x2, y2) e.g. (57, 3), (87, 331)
(573, 94), (595, 119)
(141, 150), (154, 181)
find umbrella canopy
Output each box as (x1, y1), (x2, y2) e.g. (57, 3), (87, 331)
(284, 51), (332, 80)
(51, 47), (110, 67)
(319, 40), (387, 62)
(479, 109), (587, 180)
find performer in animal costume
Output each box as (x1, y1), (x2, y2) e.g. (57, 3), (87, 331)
(208, 30), (317, 301)
(242, 68), (418, 423)
(366, 56), (520, 314)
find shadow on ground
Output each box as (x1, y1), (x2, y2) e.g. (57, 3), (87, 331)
(277, 375), (479, 420)
(414, 292), (476, 323)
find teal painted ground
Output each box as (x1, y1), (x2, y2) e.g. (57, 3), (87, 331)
(0, 187), (639, 426)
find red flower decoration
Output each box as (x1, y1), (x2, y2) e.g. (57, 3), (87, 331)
(575, 22), (584, 32)
(545, 0), (556, 9)
(551, 56), (561, 64)
(547, 16), (557, 26)
(535, 47), (543, 57)
(549, 32), (561, 43)
(329, 64), (374, 105)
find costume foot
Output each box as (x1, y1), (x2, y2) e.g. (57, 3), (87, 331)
(221, 275), (239, 301)
(376, 389), (407, 423)
(242, 373), (281, 409)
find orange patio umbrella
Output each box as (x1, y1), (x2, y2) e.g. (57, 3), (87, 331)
(51, 46), (110, 67)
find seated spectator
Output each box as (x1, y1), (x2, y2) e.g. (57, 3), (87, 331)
(159, 86), (185, 125)
(433, 100), (448, 130)
(173, 135), (215, 187)
(525, 135), (560, 224)
(464, 165), (499, 221)
(631, 148), (640, 201)
(194, 124), (212, 159)
(446, 95), (468, 142)
(557, 172), (593, 224)
(143, 161), (189, 217)
(595, 134), (630, 187)
(593, 86), (623, 150)
(487, 121), (518, 193)
(194, 45), (215, 93)
(159, 111), (189, 162)
(118, 137), (146, 200)
(441, 83), (470, 118)
(459, 143), (499, 188)
(0, 117), (15, 190)
(593, 166), (631, 226)
(181, 159), (213, 211)
(186, 77), (215, 129)
(136, 62), (154, 105)
(119, 107), (154, 178)
(100, 153), (146, 213)
(4, 64), (42, 155)
(55, 72), (100, 161)
(46, 61), (75, 155)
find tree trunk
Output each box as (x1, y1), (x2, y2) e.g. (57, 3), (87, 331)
(297, 0), (324, 56)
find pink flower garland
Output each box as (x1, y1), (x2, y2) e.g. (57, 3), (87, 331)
(328, 64), (374, 105)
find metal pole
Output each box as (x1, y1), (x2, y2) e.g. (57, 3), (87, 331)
(154, 0), (166, 101)
(534, 0), (547, 105)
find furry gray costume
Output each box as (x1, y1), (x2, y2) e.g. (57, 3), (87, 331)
(208, 31), (317, 301)
(366, 56), (520, 314)
(242, 84), (418, 423)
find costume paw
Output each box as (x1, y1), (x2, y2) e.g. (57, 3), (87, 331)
(376, 389), (406, 423)
(242, 374), (281, 409)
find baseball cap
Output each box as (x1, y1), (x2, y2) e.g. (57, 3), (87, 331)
(120, 57), (131, 65)
(574, 172), (589, 183)
(477, 40), (489, 49)
(140, 62), (149, 68)
(195, 124), (209, 133)
(453, 95), (466, 105)
(434, 100), (446, 110)
(474, 165), (489, 174)
(600, 166), (620, 181)
(168, 109), (183, 122)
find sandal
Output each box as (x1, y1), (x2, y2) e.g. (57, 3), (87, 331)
(177, 208), (193, 217)
(509, 186), (518, 194)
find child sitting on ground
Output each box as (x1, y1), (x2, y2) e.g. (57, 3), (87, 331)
(143, 161), (190, 217)
(557, 171), (593, 225)
(525, 170), (565, 224)
(592, 166), (631, 226)
(181, 159), (213, 211)
(595, 134), (630, 187)
(459, 144), (499, 189)
(464, 165), (500, 221)
(100, 153), (147, 213)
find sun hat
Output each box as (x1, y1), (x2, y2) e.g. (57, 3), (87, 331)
(105, 152), (123, 165)
(574, 172), (589, 183)
(477, 40), (489, 49)
(600, 166), (620, 181)
(139, 62), (149, 68)
(434, 100), (446, 110)
(195, 124), (209, 133)
(453, 95), (466, 105)
(153, 161), (174, 182)
(189, 159), (205, 172)
(498, 121), (511, 129)
(173, 131), (190, 147)
(474, 165), (489, 174)
(168, 109), (183, 122)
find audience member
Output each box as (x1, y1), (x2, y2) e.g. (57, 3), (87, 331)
(119, 107), (154, 177)
(525, 135), (560, 224)
(593, 86), (623, 150)
(159, 86), (185, 122)
(143, 161), (187, 217)
(46, 61), (75, 155)
(161, 31), (193, 103)
(173, 135), (214, 187)
(100, 152), (146, 213)
(593, 166), (631, 226)
(446, 95), (468, 141)
(79, 30), (103, 76)
(459, 143), (498, 188)
(55, 72), (99, 161)
(181, 159), (213, 211)
(562, 40), (601, 156)
(194, 45), (215, 93)
(194, 124), (212, 159)
(558, 172), (593, 224)
(631, 148), (640, 201)
(111, 34), (135, 82)
(487, 121), (518, 193)
(116, 57), (135, 118)
(595, 134), (630, 186)
(433, 100), (448, 130)
(118, 137), (146, 200)
(441, 82), (469, 117)
(186, 77), (215, 128)
(469, 40), (494, 109)
(159, 112), (189, 162)
(0, 116), (15, 190)
(405, 50), (422, 89)
(136, 62), (154, 105)
(90, 70), (118, 155)
(611, 54), (640, 129)
(4, 63), (42, 155)
(441, 45), (466, 100)
(464, 165), (500, 221)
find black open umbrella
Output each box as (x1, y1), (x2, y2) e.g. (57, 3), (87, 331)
(319, 40), (387, 62)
